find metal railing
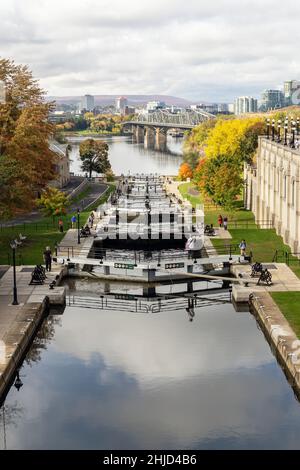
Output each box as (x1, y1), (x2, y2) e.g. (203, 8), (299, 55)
(0, 221), (73, 232)
(67, 292), (231, 313)
(273, 250), (300, 266)
(56, 243), (241, 264)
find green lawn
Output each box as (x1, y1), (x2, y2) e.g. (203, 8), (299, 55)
(178, 182), (255, 226)
(178, 181), (300, 277)
(0, 183), (115, 266)
(271, 292), (300, 338)
(211, 228), (293, 262)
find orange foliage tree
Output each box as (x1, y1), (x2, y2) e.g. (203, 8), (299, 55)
(178, 162), (193, 181)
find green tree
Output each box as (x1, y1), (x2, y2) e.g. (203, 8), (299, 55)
(0, 156), (31, 218)
(79, 138), (111, 178)
(194, 156), (242, 210)
(36, 187), (70, 218)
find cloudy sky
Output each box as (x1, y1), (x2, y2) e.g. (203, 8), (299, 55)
(0, 0), (299, 102)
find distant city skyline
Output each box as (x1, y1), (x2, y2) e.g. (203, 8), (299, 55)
(1, 0), (300, 102)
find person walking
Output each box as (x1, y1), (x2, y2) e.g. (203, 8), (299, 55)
(58, 218), (64, 233)
(218, 214), (223, 228)
(43, 246), (52, 272)
(239, 239), (247, 256)
(71, 215), (77, 229)
(223, 216), (228, 230)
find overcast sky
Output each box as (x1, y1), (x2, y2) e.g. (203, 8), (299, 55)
(0, 0), (299, 102)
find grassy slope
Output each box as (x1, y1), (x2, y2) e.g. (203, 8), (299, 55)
(271, 292), (300, 338)
(0, 184), (115, 266)
(178, 181), (300, 277)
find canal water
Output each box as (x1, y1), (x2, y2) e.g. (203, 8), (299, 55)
(2, 278), (300, 450)
(67, 135), (183, 176)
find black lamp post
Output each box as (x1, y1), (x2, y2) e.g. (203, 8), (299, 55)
(10, 241), (19, 305)
(291, 121), (296, 148)
(284, 118), (288, 145)
(266, 118), (270, 139)
(297, 118), (300, 136)
(271, 119), (275, 141)
(277, 120), (281, 142)
(77, 208), (81, 245)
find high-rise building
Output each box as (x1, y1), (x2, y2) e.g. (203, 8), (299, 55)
(284, 80), (300, 106)
(81, 94), (95, 111)
(234, 96), (258, 115)
(116, 96), (128, 112)
(260, 89), (284, 111)
(146, 101), (166, 112)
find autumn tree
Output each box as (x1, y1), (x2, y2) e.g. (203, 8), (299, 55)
(178, 162), (193, 180)
(183, 119), (217, 169)
(36, 187), (70, 218)
(0, 156), (31, 218)
(0, 58), (56, 217)
(79, 138), (111, 178)
(193, 117), (264, 208)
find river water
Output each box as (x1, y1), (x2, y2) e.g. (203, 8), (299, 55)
(2, 277), (300, 450)
(67, 135), (183, 176)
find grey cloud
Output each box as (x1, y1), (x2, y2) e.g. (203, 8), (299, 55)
(0, 0), (300, 101)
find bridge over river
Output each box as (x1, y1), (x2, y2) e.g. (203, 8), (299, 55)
(124, 109), (215, 151)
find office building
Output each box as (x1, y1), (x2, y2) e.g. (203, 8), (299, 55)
(234, 96), (258, 115)
(116, 96), (128, 112)
(284, 80), (300, 106)
(260, 89), (284, 111)
(81, 94), (95, 112)
(146, 101), (166, 112)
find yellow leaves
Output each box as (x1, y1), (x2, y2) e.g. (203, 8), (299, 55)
(204, 117), (263, 160)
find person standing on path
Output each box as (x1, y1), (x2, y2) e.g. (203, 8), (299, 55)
(71, 215), (77, 228)
(223, 216), (228, 230)
(43, 246), (52, 272)
(239, 239), (247, 256)
(58, 218), (64, 233)
(218, 214), (223, 228)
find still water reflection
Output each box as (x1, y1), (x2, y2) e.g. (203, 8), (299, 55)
(68, 135), (183, 176)
(2, 279), (300, 449)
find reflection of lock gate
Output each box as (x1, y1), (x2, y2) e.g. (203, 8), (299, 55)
(67, 291), (231, 314)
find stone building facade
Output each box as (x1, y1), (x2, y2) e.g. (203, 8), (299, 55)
(244, 136), (300, 253)
(49, 141), (71, 189)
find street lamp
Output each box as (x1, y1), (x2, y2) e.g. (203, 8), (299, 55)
(284, 118), (288, 145)
(77, 208), (81, 245)
(277, 120), (281, 142)
(271, 119), (275, 141)
(266, 118), (270, 139)
(10, 241), (19, 305)
(291, 121), (296, 148)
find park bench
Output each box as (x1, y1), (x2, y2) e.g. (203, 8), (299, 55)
(257, 268), (273, 286)
(250, 262), (263, 277)
(204, 224), (215, 236)
(29, 265), (47, 285)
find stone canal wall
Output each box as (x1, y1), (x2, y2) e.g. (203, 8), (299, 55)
(250, 292), (300, 395)
(0, 297), (49, 402)
(0, 265), (68, 403)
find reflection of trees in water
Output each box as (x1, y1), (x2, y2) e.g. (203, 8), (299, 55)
(0, 402), (24, 449)
(25, 315), (62, 366)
